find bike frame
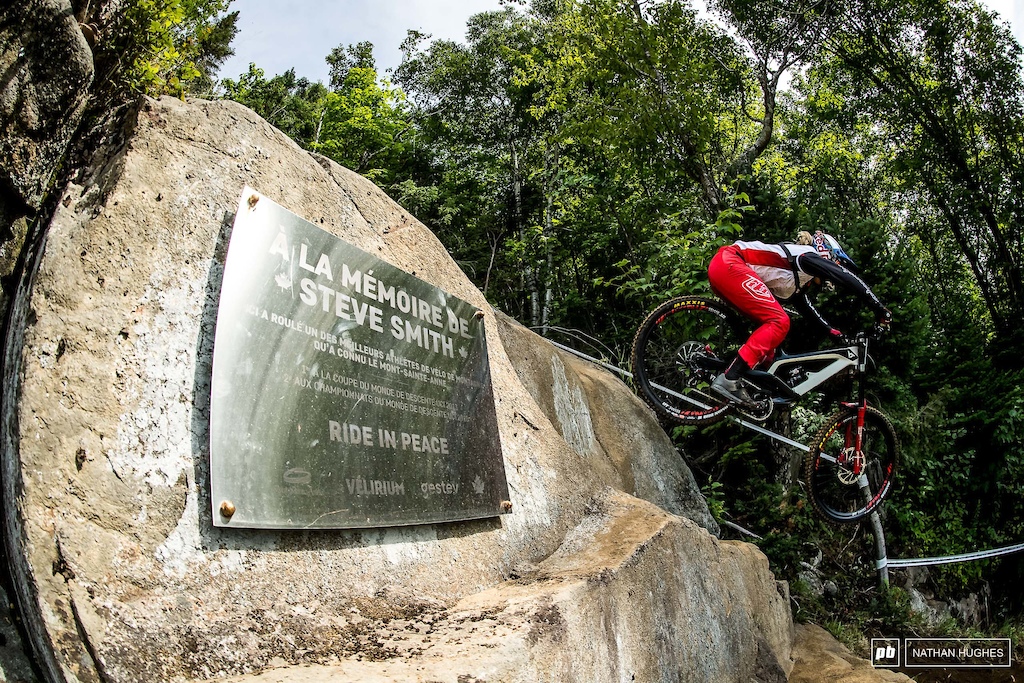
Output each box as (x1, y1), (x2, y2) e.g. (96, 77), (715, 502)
(757, 340), (864, 400)
(766, 333), (874, 476)
(690, 320), (874, 404)
(701, 298), (874, 405)
(737, 333), (875, 478)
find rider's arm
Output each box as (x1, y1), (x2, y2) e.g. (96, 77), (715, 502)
(796, 253), (890, 318)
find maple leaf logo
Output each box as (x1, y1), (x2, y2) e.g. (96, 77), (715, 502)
(472, 475), (485, 495)
(459, 346), (468, 359)
(275, 272), (291, 290)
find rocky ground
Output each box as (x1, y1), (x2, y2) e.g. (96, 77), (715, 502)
(790, 624), (911, 683)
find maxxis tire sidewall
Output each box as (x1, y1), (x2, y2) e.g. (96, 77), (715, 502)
(630, 296), (733, 426)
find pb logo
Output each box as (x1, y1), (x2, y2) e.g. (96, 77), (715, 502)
(870, 638), (901, 668)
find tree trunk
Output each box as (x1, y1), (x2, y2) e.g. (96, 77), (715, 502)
(510, 142), (537, 327)
(770, 412), (801, 492)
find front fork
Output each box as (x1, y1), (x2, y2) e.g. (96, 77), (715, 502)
(840, 402), (868, 475)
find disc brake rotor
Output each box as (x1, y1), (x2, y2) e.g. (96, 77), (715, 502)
(836, 447), (862, 485)
(675, 341), (712, 370)
(675, 342), (716, 383)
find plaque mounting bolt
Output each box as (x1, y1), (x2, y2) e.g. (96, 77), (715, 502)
(475, 310), (485, 320)
(501, 500), (513, 513)
(219, 500), (236, 518)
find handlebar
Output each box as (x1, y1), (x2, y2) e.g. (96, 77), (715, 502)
(845, 325), (888, 346)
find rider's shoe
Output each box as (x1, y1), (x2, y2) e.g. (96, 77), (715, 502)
(710, 373), (755, 406)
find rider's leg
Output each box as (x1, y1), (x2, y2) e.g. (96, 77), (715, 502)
(724, 355), (749, 380)
(708, 247), (790, 404)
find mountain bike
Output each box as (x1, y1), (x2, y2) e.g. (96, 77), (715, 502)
(630, 295), (898, 524)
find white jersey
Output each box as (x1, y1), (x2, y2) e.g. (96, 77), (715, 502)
(732, 241), (818, 299)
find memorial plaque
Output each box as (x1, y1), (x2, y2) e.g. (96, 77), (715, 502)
(210, 188), (509, 528)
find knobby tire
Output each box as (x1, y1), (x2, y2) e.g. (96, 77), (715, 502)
(630, 296), (743, 425)
(805, 406), (899, 524)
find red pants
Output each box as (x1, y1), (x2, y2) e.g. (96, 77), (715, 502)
(707, 245), (790, 368)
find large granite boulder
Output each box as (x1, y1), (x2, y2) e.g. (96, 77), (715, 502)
(788, 625), (912, 683)
(219, 490), (789, 683)
(498, 315), (717, 531)
(0, 0), (96, 322)
(0, 0), (94, 211)
(2, 95), (791, 682)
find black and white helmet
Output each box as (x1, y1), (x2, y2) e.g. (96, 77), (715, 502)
(812, 230), (856, 269)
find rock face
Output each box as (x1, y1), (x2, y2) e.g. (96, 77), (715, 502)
(788, 625), (912, 683)
(497, 313), (719, 533)
(215, 490), (788, 683)
(0, 0), (95, 321)
(0, 0), (94, 211)
(3, 95), (792, 682)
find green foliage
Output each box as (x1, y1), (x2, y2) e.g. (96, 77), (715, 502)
(594, 212), (734, 307)
(817, 0), (1024, 339)
(392, 8), (551, 323)
(99, 0), (238, 98)
(997, 620), (1024, 664)
(327, 41), (376, 91)
(313, 67), (410, 180)
(701, 478), (726, 522)
(220, 66), (328, 146)
(809, 586), (929, 657)
(541, 0), (762, 214)
(592, 187), (752, 323)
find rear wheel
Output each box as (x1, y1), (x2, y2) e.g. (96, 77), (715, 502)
(630, 296), (746, 425)
(805, 406), (899, 523)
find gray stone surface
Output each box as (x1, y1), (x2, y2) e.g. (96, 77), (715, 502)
(789, 624), (912, 683)
(496, 313), (720, 535)
(214, 490), (791, 683)
(0, 0), (94, 210)
(1, 0), (96, 329)
(6, 96), (792, 682)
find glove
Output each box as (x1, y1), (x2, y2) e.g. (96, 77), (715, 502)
(828, 328), (847, 345)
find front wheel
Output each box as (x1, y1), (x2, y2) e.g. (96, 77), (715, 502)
(630, 296), (745, 425)
(805, 406), (899, 524)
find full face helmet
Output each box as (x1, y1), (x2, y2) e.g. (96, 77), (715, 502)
(812, 230), (857, 270)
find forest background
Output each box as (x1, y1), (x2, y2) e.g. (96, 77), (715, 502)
(99, 0), (1024, 655)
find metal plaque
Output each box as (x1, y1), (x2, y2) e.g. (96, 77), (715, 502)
(210, 188), (509, 528)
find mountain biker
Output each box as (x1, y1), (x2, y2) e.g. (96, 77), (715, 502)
(707, 230), (892, 406)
